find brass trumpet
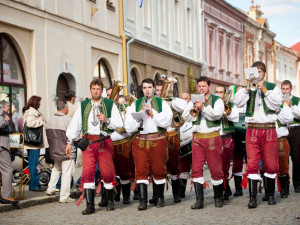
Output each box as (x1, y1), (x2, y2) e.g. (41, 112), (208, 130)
(248, 74), (260, 91)
(224, 90), (232, 116)
(190, 105), (199, 117)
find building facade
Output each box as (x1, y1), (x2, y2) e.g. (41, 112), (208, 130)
(275, 41), (299, 95)
(203, 0), (247, 90)
(243, 4), (276, 83)
(124, 0), (205, 97)
(0, 0), (123, 126)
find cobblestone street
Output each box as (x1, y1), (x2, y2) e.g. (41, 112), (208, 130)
(1, 167), (300, 225)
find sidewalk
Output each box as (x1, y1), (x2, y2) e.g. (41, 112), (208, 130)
(0, 185), (82, 212)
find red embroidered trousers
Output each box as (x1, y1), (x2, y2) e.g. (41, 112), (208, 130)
(113, 138), (132, 181)
(245, 128), (279, 175)
(221, 136), (234, 179)
(166, 132), (181, 176)
(132, 133), (168, 181)
(191, 134), (223, 181)
(81, 136), (115, 186)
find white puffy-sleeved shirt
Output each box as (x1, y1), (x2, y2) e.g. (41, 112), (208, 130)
(167, 98), (188, 132)
(182, 97), (224, 134)
(66, 100), (122, 142)
(220, 104), (239, 136)
(179, 121), (194, 147)
(290, 95), (300, 127)
(125, 98), (172, 135)
(276, 105), (294, 138)
(234, 86), (282, 123)
(110, 107), (131, 142)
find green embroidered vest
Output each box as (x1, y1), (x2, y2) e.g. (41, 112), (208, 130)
(192, 94), (221, 127)
(81, 98), (114, 135)
(222, 102), (235, 133)
(135, 96), (165, 133)
(246, 81), (276, 117)
(290, 95), (300, 125)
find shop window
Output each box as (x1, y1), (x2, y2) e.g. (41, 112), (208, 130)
(0, 34), (26, 132)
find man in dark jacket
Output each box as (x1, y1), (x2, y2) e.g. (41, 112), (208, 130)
(46, 100), (75, 203)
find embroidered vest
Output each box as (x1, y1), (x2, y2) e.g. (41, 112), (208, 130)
(81, 98), (114, 135)
(290, 95), (300, 125)
(135, 96), (165, 133)
(222, 102), (235, 133)
(246, 81), (276, 117)
(192, 94), (221, 127)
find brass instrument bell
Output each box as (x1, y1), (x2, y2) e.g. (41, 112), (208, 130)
(110, 80), (126, 101)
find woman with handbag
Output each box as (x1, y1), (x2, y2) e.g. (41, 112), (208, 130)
(0, 102), (18, 204)
(23, 96), (49, 192)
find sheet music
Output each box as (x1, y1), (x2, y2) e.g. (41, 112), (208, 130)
(244, 67), (259, 79)
(191, 94), (205, 103)
(131, 112), (147, 120)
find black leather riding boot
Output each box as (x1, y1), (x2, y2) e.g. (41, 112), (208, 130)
(82, 189), (95, 215)
(171, 179), (181, 203)
(233, 175), (243, 196)
(138, 183), (148, 210)
(191, 182), (204, 209)
(180, 179), (187, 198)
(106, 188), (115, 211)
(213, 184), (223, 207)
(248, 179), (258, 209)
(98, 182), (107, 207)
(122, 183), (131, 204)
(156, 183), (165, 207)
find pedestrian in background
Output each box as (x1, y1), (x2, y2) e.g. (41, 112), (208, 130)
(0, 102), (18, 205)
(46, 100), (75, 203)
(24, 95), (49, 192)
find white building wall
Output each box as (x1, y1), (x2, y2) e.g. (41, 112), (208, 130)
(0, 0), (123, 117)
(124, 0), (203, 63)
(275, 48), (298, 95)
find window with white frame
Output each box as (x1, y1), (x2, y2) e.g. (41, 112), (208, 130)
(143, 0), (151, 28)
(160, 0), (167, 35)
(174, 0), (180, 42)
(187, 7), (192, 47)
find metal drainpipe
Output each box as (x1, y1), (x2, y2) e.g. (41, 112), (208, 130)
(201, 0), (207, 76)
(241, 22), (244, 85)
(122, 0), (135, 94)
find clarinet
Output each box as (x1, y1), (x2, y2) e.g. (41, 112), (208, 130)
(138, 94), (149, 131)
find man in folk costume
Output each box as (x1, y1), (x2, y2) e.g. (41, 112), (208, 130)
(234, 61), (282, 208)
(149, 79), (187, 204)
(125, 78), (172, 210)
(260, 80), (294, 200)
(214, 86), (239, 200)
(178, 93), (194, 198)
(99, 95), (132, 206)
(65, 79), (122, 215)
(231, 86), (247, 197)
(182, 76), (225, 209)
(284, 80), (300, 193)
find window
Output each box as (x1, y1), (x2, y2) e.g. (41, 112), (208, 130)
(0, 34), (26, 131)
(208, 28), (213, 65)
(226, 37), (231, 71)
(187, 7), (192, 47)
(219, 33), (223, 69)
(173, 80), (179, 97)
(160, 0), (167, 35)
(93, 59), (112, 89)
(143, 0), (151, 28)
(174, 0), (180, 42)
(130, 69), (138, 97)
(235, 42), (239, 74)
